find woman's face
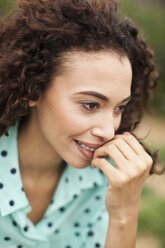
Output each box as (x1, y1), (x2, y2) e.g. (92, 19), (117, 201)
(31, 51), (132, 168)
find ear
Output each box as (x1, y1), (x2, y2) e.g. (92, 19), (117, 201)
(28, 100), (37, 107)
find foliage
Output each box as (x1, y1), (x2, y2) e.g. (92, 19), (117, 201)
(118, 0), (165, 116)
(138, 186), (165, 248)
(147, 144), (165, 167)
(138, 144), (165, 247)
(0, 0), (13, 17)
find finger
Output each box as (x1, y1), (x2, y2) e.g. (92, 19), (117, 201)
(112, 138), (137, 161)
(93, 143), (127, 168)
(122, 133), (153, 167)
(115, 133), (146, 156)
(91, 157), (118, 183)
(116, 133), (153, 171)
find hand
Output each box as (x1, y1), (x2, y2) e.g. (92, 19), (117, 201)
(91, 133), (153, 217)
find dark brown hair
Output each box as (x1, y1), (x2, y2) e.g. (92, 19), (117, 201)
(0, 0), (162, 173)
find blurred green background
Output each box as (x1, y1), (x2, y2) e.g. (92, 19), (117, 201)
(118, 0), (165, 118)
(0, 1), (165, 248)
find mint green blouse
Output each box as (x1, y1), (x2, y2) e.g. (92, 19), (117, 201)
(0, 120), (110, 248)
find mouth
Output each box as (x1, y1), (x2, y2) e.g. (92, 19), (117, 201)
(74, 139), (102, 160)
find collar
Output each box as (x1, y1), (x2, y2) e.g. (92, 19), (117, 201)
(0, 120), (108, 217)
(46, 162), (108, 214)
(0, 120), (29, 217)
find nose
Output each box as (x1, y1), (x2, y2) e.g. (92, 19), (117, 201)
(91, 113), (116, 142)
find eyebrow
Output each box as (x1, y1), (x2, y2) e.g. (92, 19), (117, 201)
(73, 91), (131, 104)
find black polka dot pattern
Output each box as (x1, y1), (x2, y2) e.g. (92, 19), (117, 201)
(95, 195), (101, 200)
(97, 216), (102, 221)
(0, 134), (107, 248)
(74, 222), (80, 227)
(9, 200), (15, 206)
(1, 150), (7, 157)
(59, 207), (65, 212)
(0, 183), (3, 189)
(75, 232), (80, 236)
(23, 226), (29, 232)
(93, 182), (98, 187)
(47, 222), (53, 227)
(79, 176), (83, 181)
(87, 223), (93, 228)
(73, 194), (78, 199)
(54, 229), (60, 234)
(10, 168), (17, 174)
(4, 237), (11, 241)
(12, 220), (18, 227)
(95, 243), (101, 247)
(65, 177), (69, 183)
(84, 208), (90, 214)
(87, 230), (94, 237)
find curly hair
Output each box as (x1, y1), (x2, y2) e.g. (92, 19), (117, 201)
(0, 0), (161, 173)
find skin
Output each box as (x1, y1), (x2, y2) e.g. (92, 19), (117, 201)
(18, 51), (153, 247)
(19, 51), (132, 171)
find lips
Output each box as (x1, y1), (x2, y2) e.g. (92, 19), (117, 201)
(74, 139), (103, 160)
(75, 140), (103, 149)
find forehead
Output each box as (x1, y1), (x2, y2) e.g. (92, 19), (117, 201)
(58, 50), (132, 86)
(46, 51), (132, 106)
(58, 50), (132, 91)
(61, 50), (132, 73)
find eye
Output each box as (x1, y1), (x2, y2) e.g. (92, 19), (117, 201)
(114, 105), (127, 115)
(82, 102), (100, 111)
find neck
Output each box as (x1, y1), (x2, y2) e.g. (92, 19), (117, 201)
(18, 113), (65, 177)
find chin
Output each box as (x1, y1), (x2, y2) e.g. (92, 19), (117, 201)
(65, 158), (91, 169)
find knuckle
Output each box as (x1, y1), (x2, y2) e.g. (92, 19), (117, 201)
(106, 143), (116, 152)
(127, 167), (137, 179)
(137, 159), (148, 175)
(138, 159), (146, 168)
(93, 147), (104, 159)
(93, 149), (99, 159)
(114, 138), (123, 145)
(118, 137), (124, 143)
(91, 158), (98, 168)
(137, 157), (145, 167)
(126, 133), (136, 142)
(137, 154), (153, 173)
(146, 154), (153, 168)
(91, 159), (96, 166)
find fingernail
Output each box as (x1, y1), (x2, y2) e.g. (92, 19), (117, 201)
(91, 163), (96, 168)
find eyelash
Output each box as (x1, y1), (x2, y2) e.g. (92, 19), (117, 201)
(82, 102), (100, 111)
(81, 102), (127, 114)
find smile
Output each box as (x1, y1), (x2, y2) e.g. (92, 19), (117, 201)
(75, 140), (96, 152)
(74, 139), (103, 160)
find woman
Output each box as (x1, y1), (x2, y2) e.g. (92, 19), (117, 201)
(0, 0), (161, 247)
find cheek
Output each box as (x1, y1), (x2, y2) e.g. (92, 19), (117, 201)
(47, 103), (91, 135)
(37, 95), (92, 137)
(60, 113), (91, 136)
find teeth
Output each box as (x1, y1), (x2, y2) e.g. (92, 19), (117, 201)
(77, 140), (96, 152)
